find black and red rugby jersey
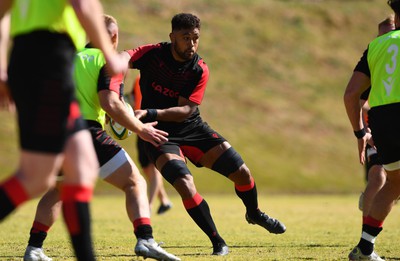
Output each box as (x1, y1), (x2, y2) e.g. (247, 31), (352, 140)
(128, 42), (210, 135)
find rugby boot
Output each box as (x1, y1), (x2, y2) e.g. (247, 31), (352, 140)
(134, 238), (180, 261)
(212, 241), (229, 256)
(348, 246), (384, 261)
(157, 203), (172, 215)
(23, 246), (52, 261)
(245, 209), (286, 234)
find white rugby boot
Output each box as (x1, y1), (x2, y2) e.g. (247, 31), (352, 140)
(348, 246), (384, 261)
(134, 238), (180, 261)
(23, 246), (52, 261)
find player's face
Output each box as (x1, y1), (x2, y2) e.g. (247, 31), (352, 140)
(170, 28), (200, 62)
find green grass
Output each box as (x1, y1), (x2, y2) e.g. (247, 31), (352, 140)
(1, 194), (400, 260)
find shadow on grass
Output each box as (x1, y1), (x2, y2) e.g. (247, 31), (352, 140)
(229, 243), (349, 248)
(95, 245), (211, 259)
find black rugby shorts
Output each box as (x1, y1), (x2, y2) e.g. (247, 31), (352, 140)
(144, 122), (226, 167)
(369, 103), (400, 166)
(8, 31), (85, 153)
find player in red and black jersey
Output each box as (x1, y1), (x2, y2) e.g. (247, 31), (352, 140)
(127, 42), (207, 135)
(123, 13), (286, 256)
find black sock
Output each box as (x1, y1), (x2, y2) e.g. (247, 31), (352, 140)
(28, 230), (47, 248)
(0, 188), (15, 221)
(186, 199), (224, 245)
(134, 224), (153, 240)
(235, 182), (258, 217)
(357, 224), (383, 255)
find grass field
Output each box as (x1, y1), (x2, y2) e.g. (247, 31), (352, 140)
(1, 194), (400, 260)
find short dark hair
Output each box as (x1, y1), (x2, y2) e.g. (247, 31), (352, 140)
(171, 13), (201, 31)
(388, 0), (400, 14)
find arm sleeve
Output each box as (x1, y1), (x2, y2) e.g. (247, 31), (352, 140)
(180, 59), (209, 105)
(125, 43), (161, 69)
(354, 48), (370, 77)
(97, 65), (124, 97)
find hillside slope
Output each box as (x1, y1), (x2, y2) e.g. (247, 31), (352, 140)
(0, 0), (391, 194)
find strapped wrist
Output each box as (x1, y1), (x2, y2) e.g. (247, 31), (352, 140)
(144, 109), (157, 122)
(354, 128), (366, 139)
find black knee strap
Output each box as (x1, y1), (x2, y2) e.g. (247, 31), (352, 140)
(211, 147), (244, 177)
(161, 159), (189, 185)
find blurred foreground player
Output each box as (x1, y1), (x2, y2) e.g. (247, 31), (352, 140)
(0, 0), (128, 260)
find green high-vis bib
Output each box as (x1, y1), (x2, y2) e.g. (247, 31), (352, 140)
(10, 0), (86, 50)
(368, 30), (400, 108)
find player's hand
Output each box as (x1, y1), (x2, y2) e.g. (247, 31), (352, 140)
(137, 121), (168, 147)
(0, 79), (15, 112)
(366, 133), (375, 149)
(357, 132), (372, 165)
(134, 109), (146, 120)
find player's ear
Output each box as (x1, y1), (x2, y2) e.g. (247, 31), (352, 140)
(169, 32), (175, 43)
(111, 33), (118, 46)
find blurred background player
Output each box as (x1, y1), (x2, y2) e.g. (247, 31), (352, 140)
(0, 1), (128, 260)
(130, 75), (173, 215)
(22, 14), (179, 261)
